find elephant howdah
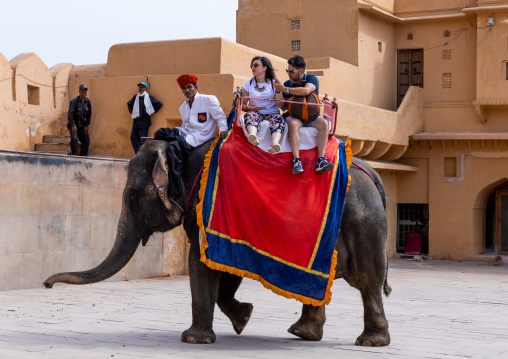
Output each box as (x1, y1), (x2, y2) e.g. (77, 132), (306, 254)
(43, 136), (391, 347)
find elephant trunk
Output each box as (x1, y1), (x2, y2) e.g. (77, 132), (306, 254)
(43, 207), (141, 288)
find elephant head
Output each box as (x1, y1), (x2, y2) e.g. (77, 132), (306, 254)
(43, 139), (209, 288)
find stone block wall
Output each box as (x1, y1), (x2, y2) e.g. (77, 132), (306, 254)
(0, 151), (185, 290)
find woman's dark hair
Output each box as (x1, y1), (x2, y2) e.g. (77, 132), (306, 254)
(251, 56), (276, 82)
(288, 55), (306, 70)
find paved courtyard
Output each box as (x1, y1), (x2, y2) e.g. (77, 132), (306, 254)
(0, 258), (507, 359)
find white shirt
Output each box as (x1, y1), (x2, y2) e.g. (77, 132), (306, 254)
(178, 93), (228, 148)
(242, 79), (280, 115)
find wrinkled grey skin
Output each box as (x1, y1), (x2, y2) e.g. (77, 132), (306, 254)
(44, 139), (390, 346)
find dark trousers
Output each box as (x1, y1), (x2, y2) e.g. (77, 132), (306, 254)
(70, 127), (90, 156)
(131, 126), (149, 154)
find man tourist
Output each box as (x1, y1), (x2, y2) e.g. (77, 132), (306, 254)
(127, 81), (163, 154)
(274, 55), (333, 175)
(67, 84), (92, 156)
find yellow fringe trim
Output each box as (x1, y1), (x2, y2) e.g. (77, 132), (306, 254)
(344, 140), (353, 169)
(196, 133), (349, 306)
(344, 139), (353, 194)
(196, 132), (228, 243)
(307, 141), (342, 269)
(200, 247), (338, 306)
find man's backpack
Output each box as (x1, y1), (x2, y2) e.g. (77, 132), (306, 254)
(287, 92), (320, 121)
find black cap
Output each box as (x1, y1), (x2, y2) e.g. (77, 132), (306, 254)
(79, 84), (88, 90)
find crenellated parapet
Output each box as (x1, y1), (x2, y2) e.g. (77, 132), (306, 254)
(0, 51), (72, 152)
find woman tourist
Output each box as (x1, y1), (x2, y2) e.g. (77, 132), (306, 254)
(242, 56), (285, 153)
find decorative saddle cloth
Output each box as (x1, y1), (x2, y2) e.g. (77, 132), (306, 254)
(197, 125), (352, 305)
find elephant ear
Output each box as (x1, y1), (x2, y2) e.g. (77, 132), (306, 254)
(152, 149), (172, 211)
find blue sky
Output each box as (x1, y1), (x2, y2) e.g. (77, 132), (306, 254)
(1, 0), (238, 67)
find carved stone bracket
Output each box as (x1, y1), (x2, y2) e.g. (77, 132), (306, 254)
(472, 100), (508, 124)
(364, 142), (392, 160)
(379, 145), (408, 161)
(356, 141), (376, 157)
(350, 140), (364, 156)
(474, 104), (486, 124)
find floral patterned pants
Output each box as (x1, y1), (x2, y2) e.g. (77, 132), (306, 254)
(244, 112), (285, 134)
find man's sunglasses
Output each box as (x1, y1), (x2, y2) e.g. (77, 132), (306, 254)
(286, 69), (301, 75)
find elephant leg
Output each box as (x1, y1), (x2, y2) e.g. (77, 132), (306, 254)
(181, 238), (220, 344)
(355, 287), (390, 347)
(216, 272), (253, 335)
(288, 304), (326, 341)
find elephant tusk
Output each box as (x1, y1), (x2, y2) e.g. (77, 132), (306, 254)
(170, 198), (185, 213)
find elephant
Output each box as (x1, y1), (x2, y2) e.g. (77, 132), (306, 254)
(44, 138), (391, 347)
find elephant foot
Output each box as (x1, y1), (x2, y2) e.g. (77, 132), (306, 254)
(355, 330), (390, 347)
(181, 327), (216, 344)
(288, 318), (324, 341)
(229, 302), (253, 335)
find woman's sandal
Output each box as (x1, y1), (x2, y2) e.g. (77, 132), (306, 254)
(247, 133), (259, 146)
(268, 141), (281, 154)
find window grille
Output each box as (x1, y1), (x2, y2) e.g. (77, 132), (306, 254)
(397, 203), (428, 253)
(291, 20), (300, 30)
(444, 30), (451, 38)
(442, 73), (452, 88)
(292, 40), (301, 52)
(442, 50), (452, 60)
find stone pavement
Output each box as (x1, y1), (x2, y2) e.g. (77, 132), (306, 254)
(0, 258), (507, 359)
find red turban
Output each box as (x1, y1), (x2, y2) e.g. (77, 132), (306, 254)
(177, 74), (198, 88)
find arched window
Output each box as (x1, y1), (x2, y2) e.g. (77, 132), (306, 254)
(444, 30), (451, 38)
(407, 33), (413, 40)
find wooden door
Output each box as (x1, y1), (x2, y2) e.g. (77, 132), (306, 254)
(495, 190), (508, 254)
(397, 49), (423, 107)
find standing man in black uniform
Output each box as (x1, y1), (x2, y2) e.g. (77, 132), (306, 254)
(127, 82), (163, 154)
(68, 84), (92, 156)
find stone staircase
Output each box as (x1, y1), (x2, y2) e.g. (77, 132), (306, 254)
(34, 135), (79, 155)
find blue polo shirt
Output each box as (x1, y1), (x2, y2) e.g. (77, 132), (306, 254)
(283, 73), (319, 99)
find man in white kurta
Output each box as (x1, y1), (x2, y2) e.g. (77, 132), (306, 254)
(177, 73), (228, 147)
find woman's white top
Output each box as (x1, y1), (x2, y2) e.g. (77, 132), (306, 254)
(242, 79), (280, 115)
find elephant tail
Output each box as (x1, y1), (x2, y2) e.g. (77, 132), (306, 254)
(383, 278), (392, 296)
(383, 253), (391, 296)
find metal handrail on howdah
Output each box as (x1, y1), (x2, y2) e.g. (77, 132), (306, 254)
(233, 86), (339, 138)
(241, 95), (327, 106)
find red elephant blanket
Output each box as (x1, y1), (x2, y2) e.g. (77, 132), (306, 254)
(197, 125), (352, 305)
